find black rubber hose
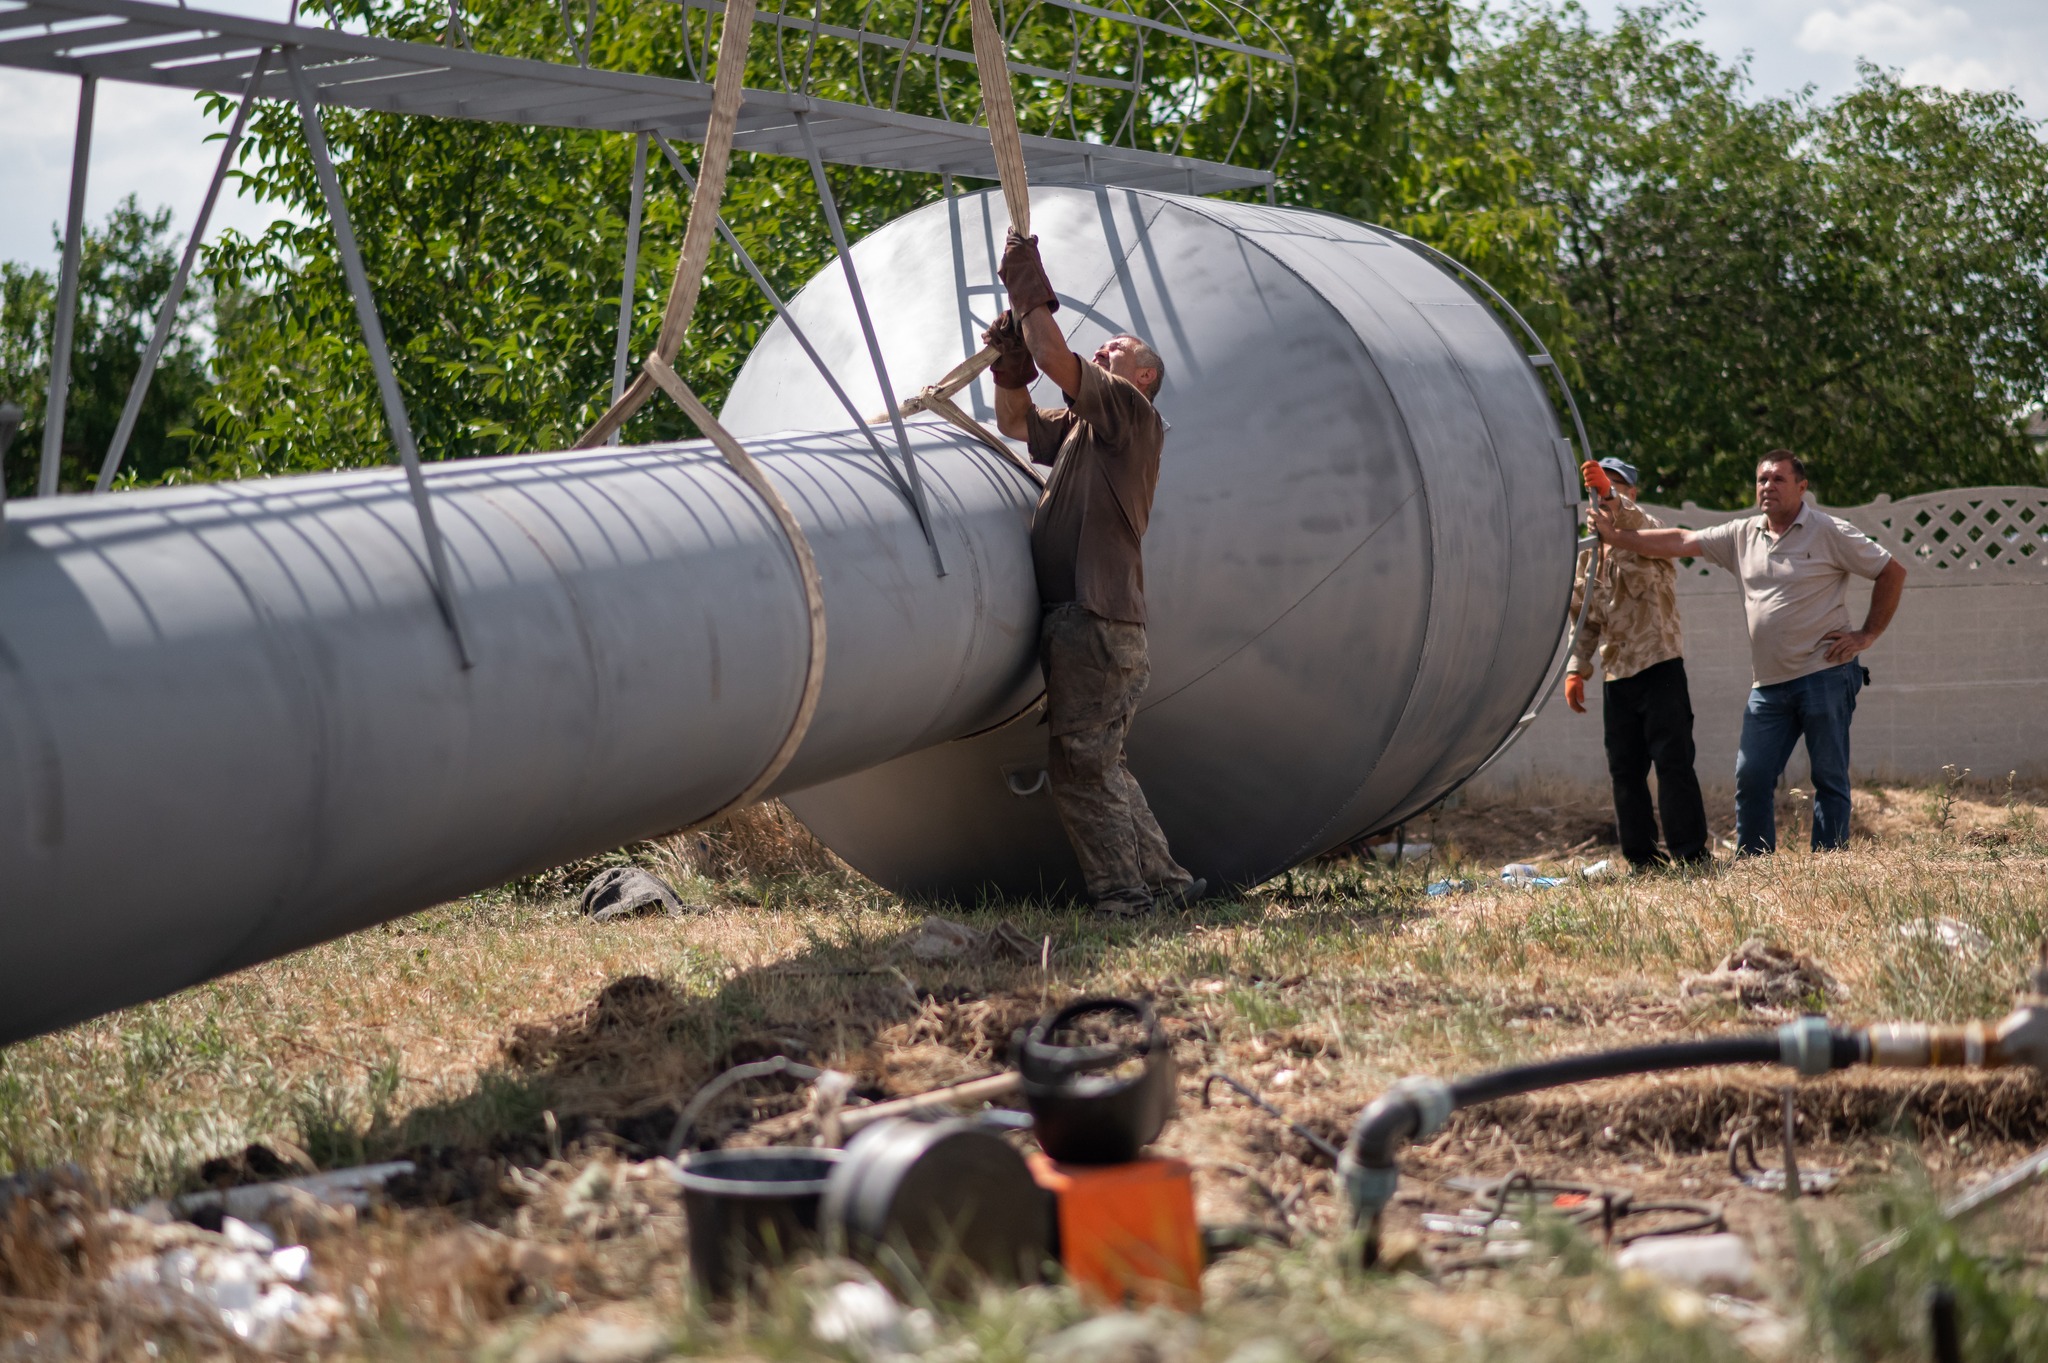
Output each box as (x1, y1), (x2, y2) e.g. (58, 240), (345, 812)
(1449, 1035), (1783, 1108)
(1344, 1028), (1868, 1246)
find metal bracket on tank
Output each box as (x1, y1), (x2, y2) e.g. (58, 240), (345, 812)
(1004, 766), (1050, 797)
(1378, 231), (1598, 784)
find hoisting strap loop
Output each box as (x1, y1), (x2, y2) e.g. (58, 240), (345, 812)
(645, 356), (828, 824)
(574, 0), (756, 451)
(574, 0), (824, 822)
(881, 0), (1046, 486)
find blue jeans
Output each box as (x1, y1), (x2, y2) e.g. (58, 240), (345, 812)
(1734, 661), (1863, 854)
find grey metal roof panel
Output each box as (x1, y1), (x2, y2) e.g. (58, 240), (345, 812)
(0, 0), (1272, 192)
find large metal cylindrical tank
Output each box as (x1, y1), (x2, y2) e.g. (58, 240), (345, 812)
(0, 187), (1574, 1043)
(724, 187), (1578, 897)
(0, 425), (1040, 1043)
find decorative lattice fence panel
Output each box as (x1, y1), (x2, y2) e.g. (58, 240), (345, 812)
(1641, 487), (2048, 590)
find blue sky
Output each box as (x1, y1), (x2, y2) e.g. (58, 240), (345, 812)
(4, 0), (2046, 270)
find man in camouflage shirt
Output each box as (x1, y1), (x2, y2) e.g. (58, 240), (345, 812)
(1565, 458), (1710, 869)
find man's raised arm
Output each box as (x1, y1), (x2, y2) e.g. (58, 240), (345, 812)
(988, 312), (1040, 440)
(999, 229), (1082, 397)
(1590, 503), (1702, 559)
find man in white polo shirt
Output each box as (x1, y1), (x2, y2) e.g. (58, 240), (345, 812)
(1591, 451), (1907, 855)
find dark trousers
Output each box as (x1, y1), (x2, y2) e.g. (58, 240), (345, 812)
(1602, 657), (1710, 867)
(1039, 605), (1191, 906)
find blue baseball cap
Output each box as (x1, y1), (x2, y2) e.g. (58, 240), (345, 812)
(1597, 457), (1640, 488)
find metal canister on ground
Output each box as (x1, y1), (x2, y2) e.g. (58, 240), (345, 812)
(821, 1116), (1051, 1296)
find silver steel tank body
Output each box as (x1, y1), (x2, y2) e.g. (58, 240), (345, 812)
(724, 186), (1577, 897)
(0, 187), (1574, 1043)
(0, 426), (1040, 1043)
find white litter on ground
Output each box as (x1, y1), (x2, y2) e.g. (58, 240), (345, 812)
(1898, 917), (1992, 957)
(1615, 1232), (1758, 1291)
(99, 1212), (345, 1351)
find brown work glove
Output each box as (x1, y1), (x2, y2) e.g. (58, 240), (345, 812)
(1565, 673), (1587, 713)
(983, 309), (1039, 390)
(998, 228), (1059, 317)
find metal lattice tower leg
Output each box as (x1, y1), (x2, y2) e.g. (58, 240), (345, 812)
(797, 112), (944, 576)
(287, 48), (472, 668)
(39, 75), (94, 498)
(607, 131), (648, 446)
(648, 133), (913, 504)
(97, 49), (274, 494)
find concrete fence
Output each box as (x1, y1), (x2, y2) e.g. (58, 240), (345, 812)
(1472, 485), (2048, 795)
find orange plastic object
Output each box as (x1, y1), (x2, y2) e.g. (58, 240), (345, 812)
(1028, 1153), (1203, 1311)
(1581, 459), (1613, 499)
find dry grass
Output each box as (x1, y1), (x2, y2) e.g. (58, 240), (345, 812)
(4, 782), (2048, 1359)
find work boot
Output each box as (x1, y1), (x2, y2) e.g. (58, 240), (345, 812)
(1092, 890), (1153, 918)
(1151, 877), (1208, 910)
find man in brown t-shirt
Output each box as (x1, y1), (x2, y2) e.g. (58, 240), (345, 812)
(984, 229), (1200, 916)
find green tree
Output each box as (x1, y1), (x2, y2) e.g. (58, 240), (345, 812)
(1445, 3), (2048, 506)
(186, 0), (1493, 473)
(0, 197), (215, 496)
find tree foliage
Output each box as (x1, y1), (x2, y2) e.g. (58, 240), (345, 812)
(1448, 2), (2048, 505)
(5, 0), (2046, 504)
(184, 0), (995, 473)
(1, 197), (214, 496)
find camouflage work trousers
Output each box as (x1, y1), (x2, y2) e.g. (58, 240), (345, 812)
(1039, 604), (1192, 908)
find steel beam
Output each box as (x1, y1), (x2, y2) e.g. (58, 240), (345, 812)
(798, 112), (942, 574)
(287, 47), (472, 667)
(97, 47), (271, 492)
(608, 130), (648, 444)
(0, 0), (1275, 193)
(39, 74), (94, 497)
(650, 132), (911, 503)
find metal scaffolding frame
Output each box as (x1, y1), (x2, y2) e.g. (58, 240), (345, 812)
(286, 47), (474, 665)
(1, 0), (1292, 643)
(0, 0), (1280, 191)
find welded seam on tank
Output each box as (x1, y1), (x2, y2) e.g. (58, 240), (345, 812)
(0, 632), (63, 852)
(844, 426), (999, 759)
(1280, 264), (1507, 840)
(1157, 198), (1460, 872)
(1357, 257), (1524, 816)
(167, 510), (343, 985)
(1133, 485), (1421, 716)
(1119, 193), (1437, 750)
(1388, 292), (1572, 823)
(1283, 240), (1545, 861)
(476, 487), (615, 866)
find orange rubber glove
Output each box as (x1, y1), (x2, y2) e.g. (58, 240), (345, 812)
(1565, 673), (1587, 713)
(1581, 460), (1613, 500)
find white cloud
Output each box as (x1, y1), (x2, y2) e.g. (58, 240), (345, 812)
(1900, 51), (2017, 93)
(1796, 1), (1973, 56)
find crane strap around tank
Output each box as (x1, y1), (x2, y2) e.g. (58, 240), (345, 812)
(574, 0), (755, 451)
(571, 0), (1038, 816)
(645, 357), (828, 825)
(872, 6), (1055, 750)
(873, 0), (1045, 490)
(573, 0), (827, 824)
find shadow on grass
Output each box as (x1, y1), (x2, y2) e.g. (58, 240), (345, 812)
(307, 889), (1387, 1206)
